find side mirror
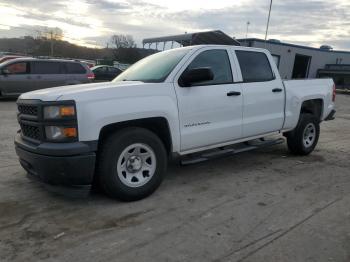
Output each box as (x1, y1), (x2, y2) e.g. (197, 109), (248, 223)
(180, 67), (214, 87)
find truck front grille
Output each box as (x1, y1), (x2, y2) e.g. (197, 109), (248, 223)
(17, 100), (42, 143)
(18, 104), (38, 117)
(20, 123), (41, 141)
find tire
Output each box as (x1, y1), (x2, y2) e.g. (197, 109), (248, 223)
(97, 127), (167, 201)
(286, 113), (320, 155)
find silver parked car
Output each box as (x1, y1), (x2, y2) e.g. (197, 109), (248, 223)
(0, 58), (95, 97)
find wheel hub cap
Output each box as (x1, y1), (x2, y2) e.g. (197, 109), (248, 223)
(117, 143), (157, 188)
(303, 123), (316, 148)
(126, 156), (142, 172)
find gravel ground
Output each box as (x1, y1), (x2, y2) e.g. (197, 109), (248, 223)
(0, 95), (349, 262)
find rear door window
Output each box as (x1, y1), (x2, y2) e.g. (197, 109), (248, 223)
(66, 62), (86, 74)
(31, 61), (63, 74)
(235, 51), (274, 82)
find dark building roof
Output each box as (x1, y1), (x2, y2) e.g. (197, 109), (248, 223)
(143, 30), (240, 47)
(238, 38), (350, 55)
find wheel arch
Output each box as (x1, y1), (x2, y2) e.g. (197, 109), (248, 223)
(98, 117), (173, 155)
(300, 98), (324, 121)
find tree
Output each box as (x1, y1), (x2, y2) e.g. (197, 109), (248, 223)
(109, 34), (139, 64)
(0, 36), (113, 60)
(112, 47), (141, 64)
(35, 26), (64, 56)
(110, 34), (136, 49)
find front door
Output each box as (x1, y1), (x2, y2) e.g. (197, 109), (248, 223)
(0, 61), (34, 95)
(174, 48), (243, 152)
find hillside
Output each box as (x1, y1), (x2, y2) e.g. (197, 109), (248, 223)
(0, 36), (157, 63)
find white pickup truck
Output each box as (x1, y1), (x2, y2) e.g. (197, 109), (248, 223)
(15, 45), (336, 201)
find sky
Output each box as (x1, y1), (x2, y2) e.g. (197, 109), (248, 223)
(0, 0), (349, 50)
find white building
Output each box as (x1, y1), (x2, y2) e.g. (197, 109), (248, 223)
(239, 38), (350, 89)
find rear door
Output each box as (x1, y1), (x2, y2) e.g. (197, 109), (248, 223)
(174, 47), (243, 151)
(0, 61), (34, 95)
(233, 50), (285, 137)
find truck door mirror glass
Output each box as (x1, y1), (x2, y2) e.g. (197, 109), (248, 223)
(180, 67), (214, 87)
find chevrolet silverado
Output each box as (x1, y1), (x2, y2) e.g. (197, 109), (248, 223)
(15, 45), (336, 201)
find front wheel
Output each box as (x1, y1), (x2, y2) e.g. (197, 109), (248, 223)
(285, 113), (320, 155)
(97, 127), (167, 201)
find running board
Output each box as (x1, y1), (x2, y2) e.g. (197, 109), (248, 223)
(180, 137), (285, 166)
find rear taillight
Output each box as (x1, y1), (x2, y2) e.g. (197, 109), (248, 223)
(87, 72), (95, 80)
(332, 84), (336, 102)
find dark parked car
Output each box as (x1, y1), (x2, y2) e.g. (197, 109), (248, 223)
(91, 65), (122, 81)
(0, 58), (94, 97)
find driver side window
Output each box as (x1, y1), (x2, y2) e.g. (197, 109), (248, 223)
(186, 49), (233, 86)
(4, 62), (28, 75)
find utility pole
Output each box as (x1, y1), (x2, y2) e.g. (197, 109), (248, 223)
(50, 30), (54, 57)
(245, 21), (250, 45)
(264, 0), (273, 42)
(246, 21), (250, 39)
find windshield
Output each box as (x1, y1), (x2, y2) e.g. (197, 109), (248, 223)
(113, 48), (190, 83)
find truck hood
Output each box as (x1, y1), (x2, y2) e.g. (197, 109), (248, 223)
(19, 81), (146, 101)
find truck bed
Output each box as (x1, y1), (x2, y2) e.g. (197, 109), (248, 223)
(282, 78), (335, 130)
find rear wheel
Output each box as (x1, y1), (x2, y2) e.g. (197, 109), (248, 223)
(97, 127), (167, 201)
(286, 113), (320, 155)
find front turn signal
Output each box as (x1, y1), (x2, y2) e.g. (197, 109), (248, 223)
(60, 106), (75, 117)
(63, 127), (77, 138)
(45, 126), (78, 140)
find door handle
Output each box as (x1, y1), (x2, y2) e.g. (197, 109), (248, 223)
(227, 91), (241, 96)
(272, 88), (283, 93)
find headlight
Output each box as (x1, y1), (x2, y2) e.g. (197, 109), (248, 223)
(45, 126), (77, 140)
(44, 105), (75, 119)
